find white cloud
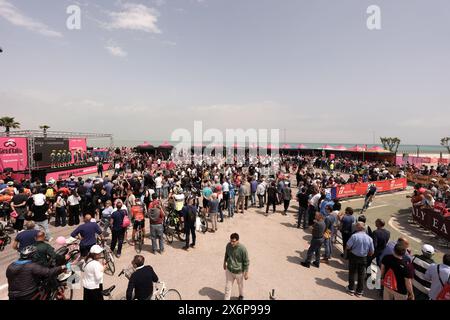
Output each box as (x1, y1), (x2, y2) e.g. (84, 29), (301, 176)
(0, 0), (62, 37)
(103, 3), (161, 33)
(105, 45), (128, 57)
(162, 40), (176, 46)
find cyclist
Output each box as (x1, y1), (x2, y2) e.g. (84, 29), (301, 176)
(33, 231), (57, 267)
(130, 198), (147, 246)
(362, 183), (377, 213)
(126, 255), (159, 300)
(6, 246), (67, 300)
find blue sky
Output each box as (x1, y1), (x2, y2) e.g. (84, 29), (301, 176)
(1, 0), (450, 145)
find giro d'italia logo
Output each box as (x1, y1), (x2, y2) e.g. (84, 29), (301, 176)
(3, 139), (17, 148)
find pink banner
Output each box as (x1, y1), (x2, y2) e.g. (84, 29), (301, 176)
(46, 163), (110, 181)
(0, 137), (28, 171)
(69, 138), (87, 164)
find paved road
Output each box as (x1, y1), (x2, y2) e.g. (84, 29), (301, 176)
(1, 175), (448, 300)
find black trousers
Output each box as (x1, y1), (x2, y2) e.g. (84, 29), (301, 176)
(185, 223), (196, 246)
(222, 192), (229, 210)
(348, 253), (367, 293)
(83, 284), (104, 301)
(68, 205), (80, 226)
(342, 232), (352, 258)
(111, 229), (125, 255)
(283, 200), (290, 212)
(266, 200), (276, 213)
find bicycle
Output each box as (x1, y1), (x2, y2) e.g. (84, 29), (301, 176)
(135, 223), (144, 254)
(118, 267), (182, 300)
(164, 208), (185, 242)
(197, 209), (208, 234)
(32, 274), (74, 300)
(97, 236), (116, 275)
(55, 238), (82, 265)
(361, 194), (375, 213)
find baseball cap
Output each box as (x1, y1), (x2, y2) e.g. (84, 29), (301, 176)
(90, 245), (104, 254)
(7, 181), (14, 186)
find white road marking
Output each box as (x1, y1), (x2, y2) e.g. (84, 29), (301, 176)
(342, 191), (411, 203)
(388, 217), (422, 243)
(365, 204), (389, 210)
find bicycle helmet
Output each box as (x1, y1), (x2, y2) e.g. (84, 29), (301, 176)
(421, 244), (435, 256)
(20, 245), (37, 260)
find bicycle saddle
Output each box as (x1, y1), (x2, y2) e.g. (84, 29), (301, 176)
(102, 285), (116, 296)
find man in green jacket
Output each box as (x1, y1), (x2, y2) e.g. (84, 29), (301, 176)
(33, 231), (56, 267)
(223, 233), (249, 300)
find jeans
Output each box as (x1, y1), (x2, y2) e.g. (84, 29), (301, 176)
(150, 224), (164, 252)
(36, 220), (51, 240)
(323, 237), (332, 259)
(297, 206), (308, 228)
(185, 223), (196, 246)
(258, 195), (264, 208)
(155, 188), (162, 199)
(101, 218), (111, 236)
(348, 252), (367, 293)
(162, 187), (169, 199)
(251, 193), (256, 206)
(55, 207), (67, 227)
(305, 238), (324, 264)
(210, 212), (218, 231)
(111, 229), (125, 255)
(228, 201), (235, 217)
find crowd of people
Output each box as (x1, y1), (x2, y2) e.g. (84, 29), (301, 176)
(1, 151), (449, 301)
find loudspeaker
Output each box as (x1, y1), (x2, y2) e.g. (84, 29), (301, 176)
(33, 153), (43, 161)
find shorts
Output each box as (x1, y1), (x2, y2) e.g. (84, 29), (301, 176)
(203, 198), (209, 209)
(133, 220), (145, 230)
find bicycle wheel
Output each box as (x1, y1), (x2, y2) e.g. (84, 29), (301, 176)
(135, 230), (143, 254)
(200, 217), (208, 233)
(164, 228), (174, 244)
(162, 289), (182, 300)
(104, 250), (116, 275)
(51, 284), (73, 300)
(68, 249), (81, 264)
(177, 225), (186, 242)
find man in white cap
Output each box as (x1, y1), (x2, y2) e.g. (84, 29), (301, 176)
(82, 244), (105, 300)
(411, 244), (436, 300)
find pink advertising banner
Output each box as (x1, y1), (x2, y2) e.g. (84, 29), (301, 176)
(0, 137), (28, 171)
(46, 163), (110, 181)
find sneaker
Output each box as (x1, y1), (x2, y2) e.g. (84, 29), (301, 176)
(238, 296), (244, 300)
(320, 258), (330, 264)
(300, 262), (311, 268)
(347, 287), (355, 295)
(312, 261), (320, 268)
(182, 246), (189, 251)
(189, 244), (195, 248)
(115, 254), (121, 258)
(355, 292), (363, 297)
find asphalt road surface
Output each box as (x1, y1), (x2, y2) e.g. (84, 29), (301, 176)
(1, 176), (448, 300)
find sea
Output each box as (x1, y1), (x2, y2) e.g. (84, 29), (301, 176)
(87, 139), (448, 155)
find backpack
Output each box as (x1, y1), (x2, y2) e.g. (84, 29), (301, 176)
(149, 207), (162, 224)
(45, 188), (55, 199)
(436, 265), (450, 300)
(383, 268), (398, 292)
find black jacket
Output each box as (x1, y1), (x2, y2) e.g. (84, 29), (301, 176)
(126, 266), (159, 300)
(6, 260), (62, 299)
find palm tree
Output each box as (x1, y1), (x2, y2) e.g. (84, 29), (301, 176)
(380, 137), (401, 153)
(39, 125), (50, 138)
(0, 117), (21, 136)
(441, 137), (450, 154)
